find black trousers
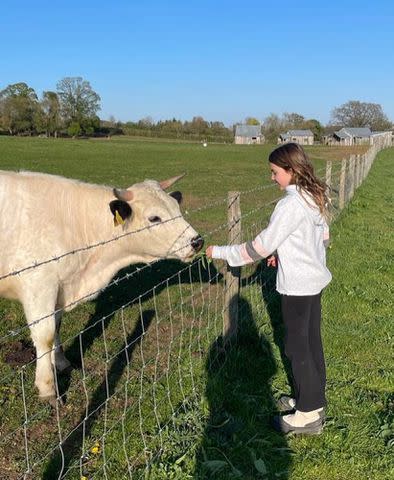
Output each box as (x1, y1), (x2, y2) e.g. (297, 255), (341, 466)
(281, 293), (326, 412)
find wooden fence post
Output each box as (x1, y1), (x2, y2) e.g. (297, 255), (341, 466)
(338, 158), (347, 210)
(348, 154), (355, 200)
(223, 192), (241, 341)
(355, 154), (360, 189)
(361, 154), (366, 182)
(357, 154), (362, 188)
(325, 160), (332, 190)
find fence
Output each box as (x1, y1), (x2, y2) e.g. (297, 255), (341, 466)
(0, 140), (387, 479)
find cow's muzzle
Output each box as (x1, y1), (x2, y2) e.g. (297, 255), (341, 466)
(191, 235), (204, 252)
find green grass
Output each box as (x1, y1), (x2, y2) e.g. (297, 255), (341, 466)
(0, 137), (392, 479)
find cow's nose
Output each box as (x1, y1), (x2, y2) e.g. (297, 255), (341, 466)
(191, 235), (204, 252)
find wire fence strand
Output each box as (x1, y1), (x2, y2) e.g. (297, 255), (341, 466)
(0, 143), (387, 479)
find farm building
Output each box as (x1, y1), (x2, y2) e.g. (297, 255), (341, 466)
(323, 127), (371, 146)
(278, 129), (314, 145)
(234, 125), (264, 145)
(322, 127), (393, 147)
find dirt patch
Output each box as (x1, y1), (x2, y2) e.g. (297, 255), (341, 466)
(2, 340), (35, 367)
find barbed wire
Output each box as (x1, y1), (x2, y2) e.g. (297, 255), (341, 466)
(0, 165), (346, 344)
(0, 145), (386, 479)
(0, 165), (331, 283)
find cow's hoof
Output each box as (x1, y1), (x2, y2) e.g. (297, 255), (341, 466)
(57, 364), (73, 375)
(54, 357), (72, 373)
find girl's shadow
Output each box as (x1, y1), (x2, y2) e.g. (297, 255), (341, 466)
(194, 295), (291, 479)
(244, 262), (294, 397)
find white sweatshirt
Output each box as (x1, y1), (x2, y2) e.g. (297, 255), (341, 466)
(212, 185), (332, 296)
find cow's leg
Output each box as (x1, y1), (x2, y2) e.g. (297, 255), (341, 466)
(22, 290), (58, 402)
(51, 309), (71, 373)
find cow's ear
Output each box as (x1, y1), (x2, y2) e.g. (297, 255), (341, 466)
(169, 190), (182, 204)
(109, 200), (132, 227)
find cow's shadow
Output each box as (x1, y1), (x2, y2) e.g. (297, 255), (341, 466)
(61, 259), (222, 384)
(44, 259), (222, 478)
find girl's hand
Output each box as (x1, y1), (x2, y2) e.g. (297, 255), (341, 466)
(267, 255), (277, 268)
(206, 246), (214, 258)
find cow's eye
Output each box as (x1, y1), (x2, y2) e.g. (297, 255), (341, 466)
(149, 216), (162, 223)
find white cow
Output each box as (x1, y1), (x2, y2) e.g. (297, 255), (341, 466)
(0, 170), (203, 403)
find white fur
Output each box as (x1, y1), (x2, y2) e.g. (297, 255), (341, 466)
(0, 170), (198, 400)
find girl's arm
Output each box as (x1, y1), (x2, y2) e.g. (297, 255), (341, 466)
(206, 198), (303, 267)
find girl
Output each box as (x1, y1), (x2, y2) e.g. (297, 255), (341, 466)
(206, 142), (332, 435)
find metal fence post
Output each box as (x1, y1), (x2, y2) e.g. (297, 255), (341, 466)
(223, 192), (241, 341)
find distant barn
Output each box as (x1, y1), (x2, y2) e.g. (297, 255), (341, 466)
(278, 129), (314, 145)
(322, 127), (392, 146)
(234, 125), (264, 145)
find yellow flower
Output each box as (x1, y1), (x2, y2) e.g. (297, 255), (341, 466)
(91, 441), (100, 455)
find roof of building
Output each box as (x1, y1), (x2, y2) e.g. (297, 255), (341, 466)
(333, 130), (351, 139)
(235, 125), (261, 137)
(337, 127), (372, 137)
(279, 129), (314, 139)
(286, 129), (314, 136)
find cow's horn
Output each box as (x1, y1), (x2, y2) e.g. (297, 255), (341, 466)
(159, 173), (186, 190)
(113, 188), (134, 202)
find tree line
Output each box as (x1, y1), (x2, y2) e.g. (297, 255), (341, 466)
(0, 77), (392, 142)
(0, 78), (101, 138)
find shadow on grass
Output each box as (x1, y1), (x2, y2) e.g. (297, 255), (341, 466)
(43, 259), (222, 478)
(194, 295), (291, 479)
(43, 308), (155, 479)
(64, 259), (221, 374)
(243, 262), (294, 398)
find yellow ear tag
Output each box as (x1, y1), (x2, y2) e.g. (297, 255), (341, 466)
(114, 210), (125, 226)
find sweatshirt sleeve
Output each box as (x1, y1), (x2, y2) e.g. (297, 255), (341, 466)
(211, 197), (304, 267)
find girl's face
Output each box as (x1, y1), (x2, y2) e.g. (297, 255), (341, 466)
(269, 162), (293, 189)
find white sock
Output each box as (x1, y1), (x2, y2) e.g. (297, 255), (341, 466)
(288, 398), (296, 408)
(282, 408), (321, 427)
(289, 398), (323, 413)
(289, 398), (324, 412)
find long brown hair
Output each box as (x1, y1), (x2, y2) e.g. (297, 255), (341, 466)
(269, 142), (331, 219)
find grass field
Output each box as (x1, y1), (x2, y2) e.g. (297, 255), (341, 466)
(0, 136), (391, 479)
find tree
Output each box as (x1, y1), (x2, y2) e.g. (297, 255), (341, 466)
(138, 116), (154, 128)
(67, 121), (81, 138)
(262, 113), (285, 143)
(0, 82), (39, 135)
(56, 77), (101, 135)
(245, 117), (260, 125)
(40, 91), (62, 137)
(0, 82), (37, 101)
(191, 116), (209, 134)
(303, 118), (324, 141)
(330, 100), (392, 131)
(283, 112), (305, 129)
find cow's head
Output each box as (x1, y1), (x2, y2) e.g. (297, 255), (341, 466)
(109, 174), (203, 262)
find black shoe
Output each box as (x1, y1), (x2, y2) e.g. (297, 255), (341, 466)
(271, 414), (324, 435)
(276, 395), (296, 412)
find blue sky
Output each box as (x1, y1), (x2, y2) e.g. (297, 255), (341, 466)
(1, 0), (393, 126)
